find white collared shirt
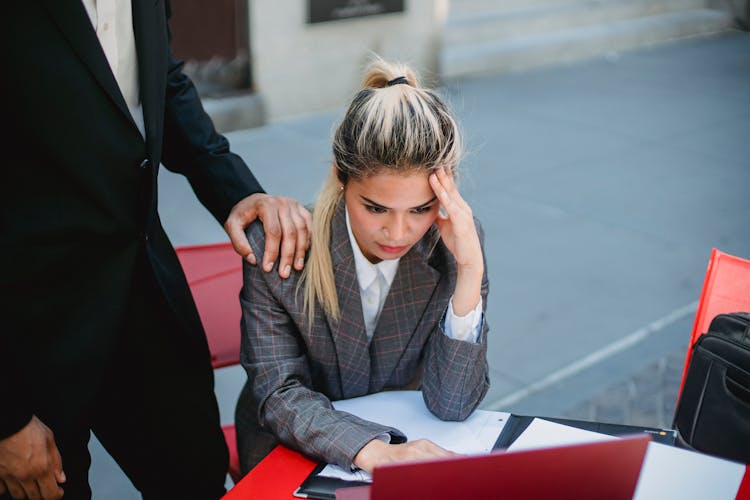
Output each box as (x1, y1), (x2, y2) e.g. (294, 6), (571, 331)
(81, 0), (145, 138)
(346, 209), (399, 340)
(345, 209), (482, 343)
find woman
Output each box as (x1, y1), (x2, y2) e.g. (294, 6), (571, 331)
(235, 57), (490, 475)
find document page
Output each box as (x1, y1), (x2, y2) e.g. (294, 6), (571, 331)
(507, 417), (615, 451)
(633, 442), (745, 500)
(506, 418), (745, 499)
(317, 391), (509, 482)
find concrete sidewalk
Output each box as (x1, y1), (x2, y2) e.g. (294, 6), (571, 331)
(90, 31), (750, 497)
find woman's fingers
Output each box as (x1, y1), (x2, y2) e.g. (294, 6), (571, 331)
(354, 438), (460, 474)
(411, 439), (457, 458)
(435, 167), (470, 211)
(395, 439), (459, 464)
(430, 168), (472, 224)
(428, 173), (450, 219)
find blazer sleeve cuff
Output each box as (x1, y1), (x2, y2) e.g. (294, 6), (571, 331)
(341, 425), (407, 471)
(0, 352), (34, 439)
(0, 396), (33, 440)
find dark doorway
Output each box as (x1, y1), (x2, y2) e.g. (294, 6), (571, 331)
(169, 0), (251, 96)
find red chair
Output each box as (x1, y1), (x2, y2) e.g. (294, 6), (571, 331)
(678, 248), (750, 397)
(175, 242), (244, 484)
(677, 248), (750, 499)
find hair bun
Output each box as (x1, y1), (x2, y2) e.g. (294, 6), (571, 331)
(361, 56), (418, 89)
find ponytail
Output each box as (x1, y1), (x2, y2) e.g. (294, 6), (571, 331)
(299, 172), (343, 324)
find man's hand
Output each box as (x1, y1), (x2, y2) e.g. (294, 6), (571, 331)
(0, 416), (65, 500)
(353, 438), (457, 474)
(224, 193), (312, 279)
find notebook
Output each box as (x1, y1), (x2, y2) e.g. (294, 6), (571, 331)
(334, 434), (651, 500)
(494, 414), (676, 448)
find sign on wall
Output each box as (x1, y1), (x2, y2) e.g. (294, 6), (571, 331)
(308, 0), (405, 24)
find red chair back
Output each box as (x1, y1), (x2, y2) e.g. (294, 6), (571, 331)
(175, 242), (243, 369)
(176, 241), (244, 483)
(679, 248), (750, 397)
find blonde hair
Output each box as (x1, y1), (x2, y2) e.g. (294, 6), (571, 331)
(300, 56), (463, 325)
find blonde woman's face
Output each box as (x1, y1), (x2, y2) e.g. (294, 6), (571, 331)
(344, 170), (439, 264)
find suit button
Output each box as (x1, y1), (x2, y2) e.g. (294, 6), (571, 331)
(139, 159), (151, 170)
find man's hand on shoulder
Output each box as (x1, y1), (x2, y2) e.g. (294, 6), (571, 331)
(224, 193), (312, 278)
(0, 415), (65, 500)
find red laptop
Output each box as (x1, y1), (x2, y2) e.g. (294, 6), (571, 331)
(335, 434), (651, 500)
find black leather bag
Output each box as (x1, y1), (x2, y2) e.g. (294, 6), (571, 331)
(673, 312), (750, 464)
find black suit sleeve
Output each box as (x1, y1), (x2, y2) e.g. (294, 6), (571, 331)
(159, 3), (263, 225)
(0, 336), (33, 439)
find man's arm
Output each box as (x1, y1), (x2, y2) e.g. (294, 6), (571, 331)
(0, 337), (32, 440)
(159, 6), (310, 276)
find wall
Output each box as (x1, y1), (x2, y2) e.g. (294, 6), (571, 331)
(249, 0), (448, 121)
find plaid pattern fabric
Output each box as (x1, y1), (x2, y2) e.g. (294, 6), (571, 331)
(235, 201), (490, 472)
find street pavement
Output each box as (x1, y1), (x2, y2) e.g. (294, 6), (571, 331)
(89, 31), (750, 497)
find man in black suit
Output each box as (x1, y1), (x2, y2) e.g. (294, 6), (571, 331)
(1, 2), (311, 499)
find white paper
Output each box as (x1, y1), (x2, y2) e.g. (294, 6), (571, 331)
(315, 391), (509, 482)
(506, 418), (745, 500)
(634, 442), (745, 500)
(318, 464), (373, 482)
(507, 418), (616, 452)
(332, 390), (509, 455)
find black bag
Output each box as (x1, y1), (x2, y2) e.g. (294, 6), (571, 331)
(673, 312), (750, 464)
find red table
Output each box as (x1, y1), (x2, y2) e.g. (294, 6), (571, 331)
(222, 446), (317, 500)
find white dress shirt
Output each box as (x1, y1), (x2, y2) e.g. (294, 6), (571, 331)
(345, 209), (482, 343)
(81, 0), (145, 138)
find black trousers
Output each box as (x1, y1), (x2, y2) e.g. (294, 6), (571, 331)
(2, 256), (228, 500)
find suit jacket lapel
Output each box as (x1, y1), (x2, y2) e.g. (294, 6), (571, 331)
(326, 203), (372, 399)
(41, 0), (135, 128)
(132, 0), (166, 155)
(369, 232), (440, 390)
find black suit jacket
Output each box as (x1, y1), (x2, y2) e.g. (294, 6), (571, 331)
(1, 0), (262, 437)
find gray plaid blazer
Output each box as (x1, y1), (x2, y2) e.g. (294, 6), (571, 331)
(235, 201), (490, 473)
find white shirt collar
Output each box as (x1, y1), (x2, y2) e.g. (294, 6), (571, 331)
(345, 208), (400, 290)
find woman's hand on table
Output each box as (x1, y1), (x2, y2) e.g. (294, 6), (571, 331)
(353, 438), (458, 474)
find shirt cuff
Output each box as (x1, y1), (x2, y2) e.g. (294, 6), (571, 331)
(374, 432), (392, 444)
(443, 296), (483, 343)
